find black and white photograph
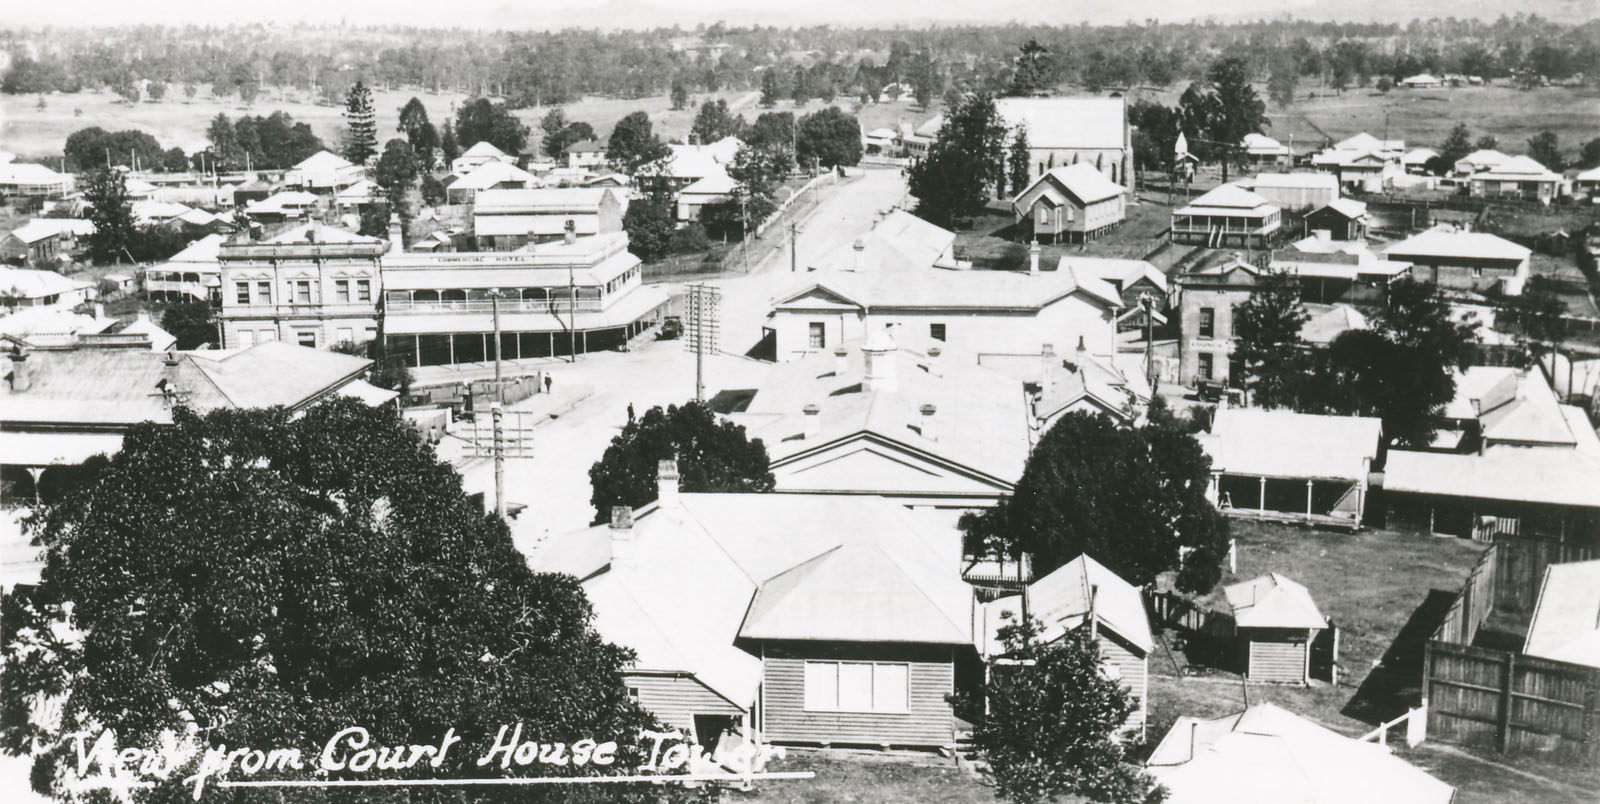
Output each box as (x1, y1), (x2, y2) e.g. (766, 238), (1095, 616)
(0, 0), (1598, 801)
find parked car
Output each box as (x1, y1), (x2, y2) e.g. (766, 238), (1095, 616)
(659, 315), (683, 340)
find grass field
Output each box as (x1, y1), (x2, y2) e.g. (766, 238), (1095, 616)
(1123, 83), (1600, 162)
(745, 752), (993, 804)
(1149, 519), (1597, 804)
(0, 87), (896, 163)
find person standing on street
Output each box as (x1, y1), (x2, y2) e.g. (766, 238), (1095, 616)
(627, 402), (635, 423)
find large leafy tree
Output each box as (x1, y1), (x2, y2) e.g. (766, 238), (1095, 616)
(398, 96), (439, 170)
(1579, 136), (1600, 170)
(621, 190), (677, 263)
(908, 93), (1005, 227)
(541, 107), (596, 160)
(159, 301), (217, 350)
(960, 411), (1227, 594)
(1233, 270), (1310, 409)
(1008, 38), (1054, 97)
(455, 97), (529, 156)
(795, 107), (862, 170)
(1302, 279), (1476, 447)
(1203, 56), (1267, 182)
(608, 111), (671, 174)
(689, 98), (744, 145)
(83, 168), (135, 265)
(374, 138), (419, 209)
(745, 111), (795, 151)
(2, 400), (706, 803)
(588, 402), (775, 524)
(1438, 122), (1473, 167)
(958, 621), (1165, 804)
(62, 127), (165, 173)
(342, 79), (378, 164)
(1008, 127), (1031, 198)
(1527, 130), (1565, 172)
(1497, 275), (1569, 363)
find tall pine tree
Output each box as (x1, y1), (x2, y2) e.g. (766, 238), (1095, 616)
(343, 80), (378, 165)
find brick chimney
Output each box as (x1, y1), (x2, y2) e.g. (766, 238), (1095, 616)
(919, 403), (938, 441)
(1040, 343), (1057, 395)
(1029, 240), (1041, 274)
(7, 348), (30, 393)
(656, 458), (680, 510)
(564, 218), (577, 245)
(387, 213), (404, 251)
(803, 403), (821, 439)
(160, 349), (183, 404)
(862, 326), (898, 393)
(609, 505), (636, 568)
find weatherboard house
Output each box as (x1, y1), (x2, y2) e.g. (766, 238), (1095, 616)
(535, 466), (979, 751)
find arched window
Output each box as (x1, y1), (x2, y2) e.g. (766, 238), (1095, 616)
(413, 289), (440, 302)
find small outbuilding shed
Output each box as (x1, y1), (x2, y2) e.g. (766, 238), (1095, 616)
(1225, 573), (1330, 685)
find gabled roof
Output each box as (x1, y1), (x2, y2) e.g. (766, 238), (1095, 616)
(810, 209), (959, 274)
(162, 233), (226, 265)
(447, 160), (536, 191)
(1335, 132), (1403, 152)
(1575, 166), (1600, 182)
(1, 341), (370, 428)
(1300, 303), (1368, 346)
(1448, 366), (1578, 446)
(651, 138), (744, 180)
(1056, 256), (1167, 294)
(1204, 408), (1381, 482)
(1015, 164), (1125, 208)
(994, 97), (1126, 150)
(0, 161), (70, 185)
(475, 187), (614, 214)
(740, 541), (973, 644)
(534, 493), (971, 707)
(1147, 703), (1454, 804)
(1476, 155), (1561, 181)
(1316, 198), (1368, 219)
(1523, 560), (1600, 668)
(263, 222), (382, 245)
(1456, 149), (1508, 168)
(777, 260), (1120, 313)
(0, 267), (93, 299)
(1385, 225), (1531, 262)
(293, 150), (354, 171)
(738, 332), (1032, 488)
(1176, 184), (1276, 215)
(21, 218), (94, 238)
(1403, 147), (1439, 163)
(459, 140), (508, 159)
(1026, 554), (1154, 653)
(679, 172), (740, 196)
(1385, 445), (1600, 509)
(1225, 573), (1328, 630)
(1246, 172), (1339, 191)
(562, 139), (604, 154)
(8, 220), (63, 244)
(1241, 133), (1288, 154)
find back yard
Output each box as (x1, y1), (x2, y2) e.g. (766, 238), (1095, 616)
(1149, 519), (1597, 804)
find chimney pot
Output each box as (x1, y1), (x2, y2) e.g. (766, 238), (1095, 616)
(564, 218), (577, 245)
(803, 403), (822, 438)
(8, 349), (30, 393)
(609, 505), (636, 568)
(656, 458), (681, 510)
(1029, 240), (1041, 274)
(862, 327), (899, 393)
(833, 346), (848, 376)
(919, 403), (938, 441)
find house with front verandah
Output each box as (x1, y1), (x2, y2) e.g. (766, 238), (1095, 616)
(1170, 185), (1281, 248)
(1200, 408), (1383, 528)
(534, 469), (980, 751)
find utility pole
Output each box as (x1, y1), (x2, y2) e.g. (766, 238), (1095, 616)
(684, 283), (721, 403)
(790, 220), (798, 272)
(490, 289), (504, 403)
(568, 262), (577, 363)
(491, 402), (506, 520)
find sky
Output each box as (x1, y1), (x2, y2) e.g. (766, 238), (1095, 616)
(1, 0), (1589, 28)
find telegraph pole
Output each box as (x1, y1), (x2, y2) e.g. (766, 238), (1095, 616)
(490, 289), (504, 403)
(790, 220), (798, 272)
(491, 402), (506, 520)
